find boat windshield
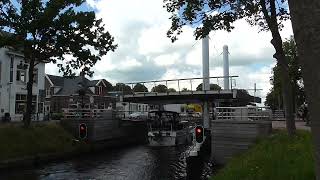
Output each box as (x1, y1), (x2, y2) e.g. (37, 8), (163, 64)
(148, 111), (186, 131)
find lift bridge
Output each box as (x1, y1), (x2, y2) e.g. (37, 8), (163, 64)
(117, 75), (240, 104)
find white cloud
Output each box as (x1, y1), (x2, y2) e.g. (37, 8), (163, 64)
(45, 0), (294, 105)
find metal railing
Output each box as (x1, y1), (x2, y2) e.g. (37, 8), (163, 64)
(117, 76), (239, 95)
(215, 106), (272, 121)
(62, 108), (114, 119)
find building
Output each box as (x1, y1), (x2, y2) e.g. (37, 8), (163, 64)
(45, 74), (115, 114)
(0, 47), (46, 121)
(108, 91), (150, 118)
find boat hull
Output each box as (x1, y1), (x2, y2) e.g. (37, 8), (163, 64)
(148, 129), (192, 147)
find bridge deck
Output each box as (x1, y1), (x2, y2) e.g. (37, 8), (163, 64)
(123, 90), (237, 104)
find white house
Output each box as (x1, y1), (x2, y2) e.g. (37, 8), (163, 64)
(0, 47), (45, 121)
(116, 102), (149, 118)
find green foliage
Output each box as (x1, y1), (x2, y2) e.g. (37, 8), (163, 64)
(51, 113), (64, 120)
(168, 88), (177, 92)
(196, 83), (222, 91)
(102, 79), (114, 92)
(113, 83), (132, 94)
(212, 130), (315, 180)
(0, 123), (89, 161)
(133, 83), (148, 92)
(0, 0), (116, 76)
(163, 0), (289, 42)
(151, 84), (168, 93)
(265, 37), (305, 110)
(181, 88), (190, 92)
(265, 88), (282, 110)
(0, 0), (116, 127)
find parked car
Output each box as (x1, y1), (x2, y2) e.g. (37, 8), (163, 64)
(129, 112), (148, 120)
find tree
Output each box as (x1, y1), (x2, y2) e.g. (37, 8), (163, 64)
(164, 0), (296, 135)
(181, 88), (190, 92)
(151, 84), (167, 93)
(114, 83), (132, 95)
(0, 0), (116, 127)
(266, 37), (305, 111)
(288, 0), (320, 178)
(196, 83), (222, 91)
(168, 88), (177, 92)
(265, 88), (281, 111)
(132, 83), (148, 92)
(102, 79), (114, 92)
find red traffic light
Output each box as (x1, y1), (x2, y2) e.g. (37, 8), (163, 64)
(79, 123), (87, 139)
(195, 125), (204, 143)
(196, 128), (202, 134)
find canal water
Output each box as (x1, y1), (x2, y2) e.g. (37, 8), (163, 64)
(0, 145), (199, 180)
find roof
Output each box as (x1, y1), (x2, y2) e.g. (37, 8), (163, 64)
(46, 74), (108, 95)
(47, 75), (64, 86)
(87, 80), (99, 87)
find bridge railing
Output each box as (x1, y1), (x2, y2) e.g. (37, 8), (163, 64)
(117, 76), (239, 95)
(62, 108), (116, 119)
(215, 106), (272, 121)
(62, 108), (149, 120)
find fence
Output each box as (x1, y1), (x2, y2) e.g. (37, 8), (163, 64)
(62, 108), (116, 119)
(215, 106), (272, 121)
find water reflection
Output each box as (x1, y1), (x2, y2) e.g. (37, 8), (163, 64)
(0, 145), (192, 180)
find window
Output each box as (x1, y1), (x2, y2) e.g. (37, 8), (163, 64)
(38, 103), (43, 113)
(46, 88), (51, 97)
(15, 94), (37, 114)
(98, 103), (105, 109)
(16, 64), (27, 83)
(33, 68), (38, 84)
(96, 86), (103, 95)
(10, 57), (13, 83)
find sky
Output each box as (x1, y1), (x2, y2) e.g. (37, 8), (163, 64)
(45, 0), (294, 105)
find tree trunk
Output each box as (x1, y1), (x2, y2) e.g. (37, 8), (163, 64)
(260, 0), (296, 136)
(272, 40), (296, 136)
(278, 62), (296, 136)
(288, 1), (320, 179)
(24, 58), (35, 128)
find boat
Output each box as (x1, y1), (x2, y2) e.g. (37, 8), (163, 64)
(147, 110), (193, 146)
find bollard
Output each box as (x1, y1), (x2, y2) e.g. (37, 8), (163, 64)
(202, 129), (211, 155)
(186, 155), (203, 180)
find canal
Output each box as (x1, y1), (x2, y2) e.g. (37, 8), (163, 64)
(0, 145), (198, 180)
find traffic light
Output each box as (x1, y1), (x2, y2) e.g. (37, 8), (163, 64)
(79, 123), (87, 139)
(195, 125), (204, 143)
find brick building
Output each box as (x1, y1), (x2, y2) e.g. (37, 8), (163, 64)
(44, 74), (115, 114)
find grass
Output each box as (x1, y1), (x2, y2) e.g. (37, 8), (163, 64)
(0, 122), (89, 161)
(212, 130), (315, 180)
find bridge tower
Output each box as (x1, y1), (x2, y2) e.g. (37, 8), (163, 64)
(223, 45), (230, 90)
(202, 36), (210, 129)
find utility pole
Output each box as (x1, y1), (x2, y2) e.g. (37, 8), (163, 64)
(246, 83), (263, 105)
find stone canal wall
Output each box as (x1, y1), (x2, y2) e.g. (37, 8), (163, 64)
(211, 120), (272, 165)
(61, 113), (148, 146)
